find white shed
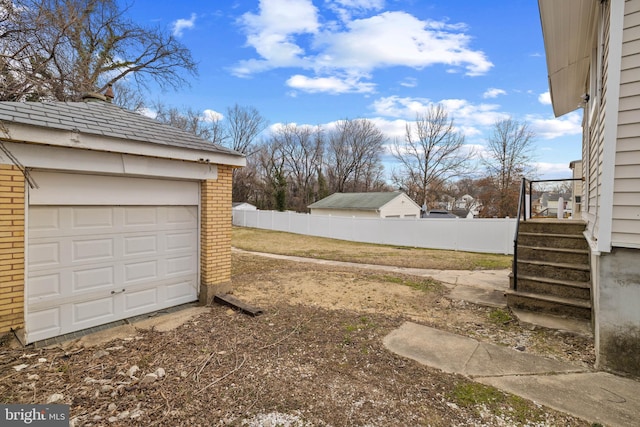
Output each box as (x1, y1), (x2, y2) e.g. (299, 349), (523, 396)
(308, 192), (421, 218)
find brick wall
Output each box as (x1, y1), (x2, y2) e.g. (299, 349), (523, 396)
(0, 165), (25, 334)
(200, 165), (234, 302)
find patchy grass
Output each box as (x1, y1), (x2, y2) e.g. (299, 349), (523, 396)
(488, 308), (514, 325)
(449, 382), (547, 425)
(378, 274), (443, 293)
(233, 227), (512, 270)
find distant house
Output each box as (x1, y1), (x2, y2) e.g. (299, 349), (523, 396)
(539, 0), (640, 377)
(308, 192), (420, 218)
(232, 202), (257, 211)
(424, 209), (458, 219)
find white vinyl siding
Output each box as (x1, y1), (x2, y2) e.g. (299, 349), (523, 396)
(378, 194), (421, 218)
(612, 0), (640, 247)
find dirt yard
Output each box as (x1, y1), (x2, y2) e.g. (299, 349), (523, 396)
(0, 252), (594, 426)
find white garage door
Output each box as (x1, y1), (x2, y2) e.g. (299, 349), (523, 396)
(26, 173), (199, 343)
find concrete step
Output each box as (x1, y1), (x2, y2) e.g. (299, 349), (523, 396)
(512, 274), (591, 300)
(510, 309), (592, 337)
(518, 220), (586, 235)
(505, 290), (592, 320)
(517, 259), (590, 283)
(518, 232), (589, 250)
(517, 245), (590, 264)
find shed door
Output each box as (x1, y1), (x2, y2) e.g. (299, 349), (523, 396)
(26, 173), (199, 343)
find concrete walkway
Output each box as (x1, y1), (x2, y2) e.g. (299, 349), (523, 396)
(237, 249), (640, 426)
(384, 322), (640, 427)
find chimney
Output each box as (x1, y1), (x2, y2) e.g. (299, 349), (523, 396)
(104, 84), (114, 103)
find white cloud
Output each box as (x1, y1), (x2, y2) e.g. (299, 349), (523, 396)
(533, 162), (573, 179)
(371, 95), (509, 129)
(234, 0), (319, 75)
(331, 0), (385, 9)
(233, 1), (492, 90)
(538, 91), (552, 105)
(172, 13), (197, 37)
(203, 109), (224, 122)
(528, 111), (582, 139)
(483, 88), (506, 99)
(314, 12), (492, 76)
(399, 77), (417, 88)
(327, 0), (385, 22)
(286, 74), (376, 94)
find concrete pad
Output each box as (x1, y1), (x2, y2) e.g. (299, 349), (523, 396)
(74, 306), (210, 348)
(383, 322), (583, 377)
(433, 270), (510, 290)
(449, 285), (506, 308)
(134, 306), (210, 332)
(478, 372), (640, 427)
(74, 325), (139, 348)
(383, 322), (480, 374)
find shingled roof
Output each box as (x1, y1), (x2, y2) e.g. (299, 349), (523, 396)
(0, 101), (241, 156)
(308, 192), (407, 210)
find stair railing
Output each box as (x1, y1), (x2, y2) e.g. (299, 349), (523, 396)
(512, 177), (584, 291)
(512, 178), (528, 291)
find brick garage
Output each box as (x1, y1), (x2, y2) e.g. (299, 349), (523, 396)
(0, 101), (244, 344)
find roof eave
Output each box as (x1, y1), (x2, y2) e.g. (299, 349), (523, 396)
(539, 0), (597, 117)
(2, 122), (246, 167)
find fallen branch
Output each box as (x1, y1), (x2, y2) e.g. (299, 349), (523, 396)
(259, 318), (312, 350)
(197, 354), (247, 394)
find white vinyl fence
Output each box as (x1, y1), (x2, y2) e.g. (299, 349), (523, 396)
(233, 210), (517, 255)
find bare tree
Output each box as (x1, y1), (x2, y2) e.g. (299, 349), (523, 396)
(325, 118), (386, 193)
(273, 123), (324, 212)
(255, 138), (288, 211)
(224, 104), (269, 155)
(1, 0), (196, 101)
(390, 104), (475, 208)
(481, 118), (536, 217)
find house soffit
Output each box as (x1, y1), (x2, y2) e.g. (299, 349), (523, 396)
(539, 0), (597, 117)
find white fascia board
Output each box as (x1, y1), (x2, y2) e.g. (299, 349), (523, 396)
(2, 122), (246, 167)
(597, 0), (625, 253)
(1, 141), (218, 181)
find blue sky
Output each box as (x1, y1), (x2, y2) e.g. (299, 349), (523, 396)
(125, 0), (583, 179)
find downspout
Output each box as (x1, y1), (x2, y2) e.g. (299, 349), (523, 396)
(597, 0), (624, 253)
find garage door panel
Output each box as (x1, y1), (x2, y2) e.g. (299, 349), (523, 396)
(28, 274), (61, 301)
(73, 266), (114, 291)
(27, 308), (61, 341)
(29, 242), (60, 267)
(27, 204), (198, 343)
(123, 288), (158, 313)
(166, 255), (196, 276)
(124, 235), (158, 256)
(167, 206), (198, 224)
(124, 207), (158, 226)
(73, 297), (115, 324)
(166, 231), (196, 251)
(29, 207), (60, 231)
(73, 207), (114, 229)
(166, 281), (196, 303)
(72, 238), (114, 262)
(124, 260), (158, 283)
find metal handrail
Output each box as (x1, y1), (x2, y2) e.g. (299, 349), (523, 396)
(512, 178), (527, 291)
